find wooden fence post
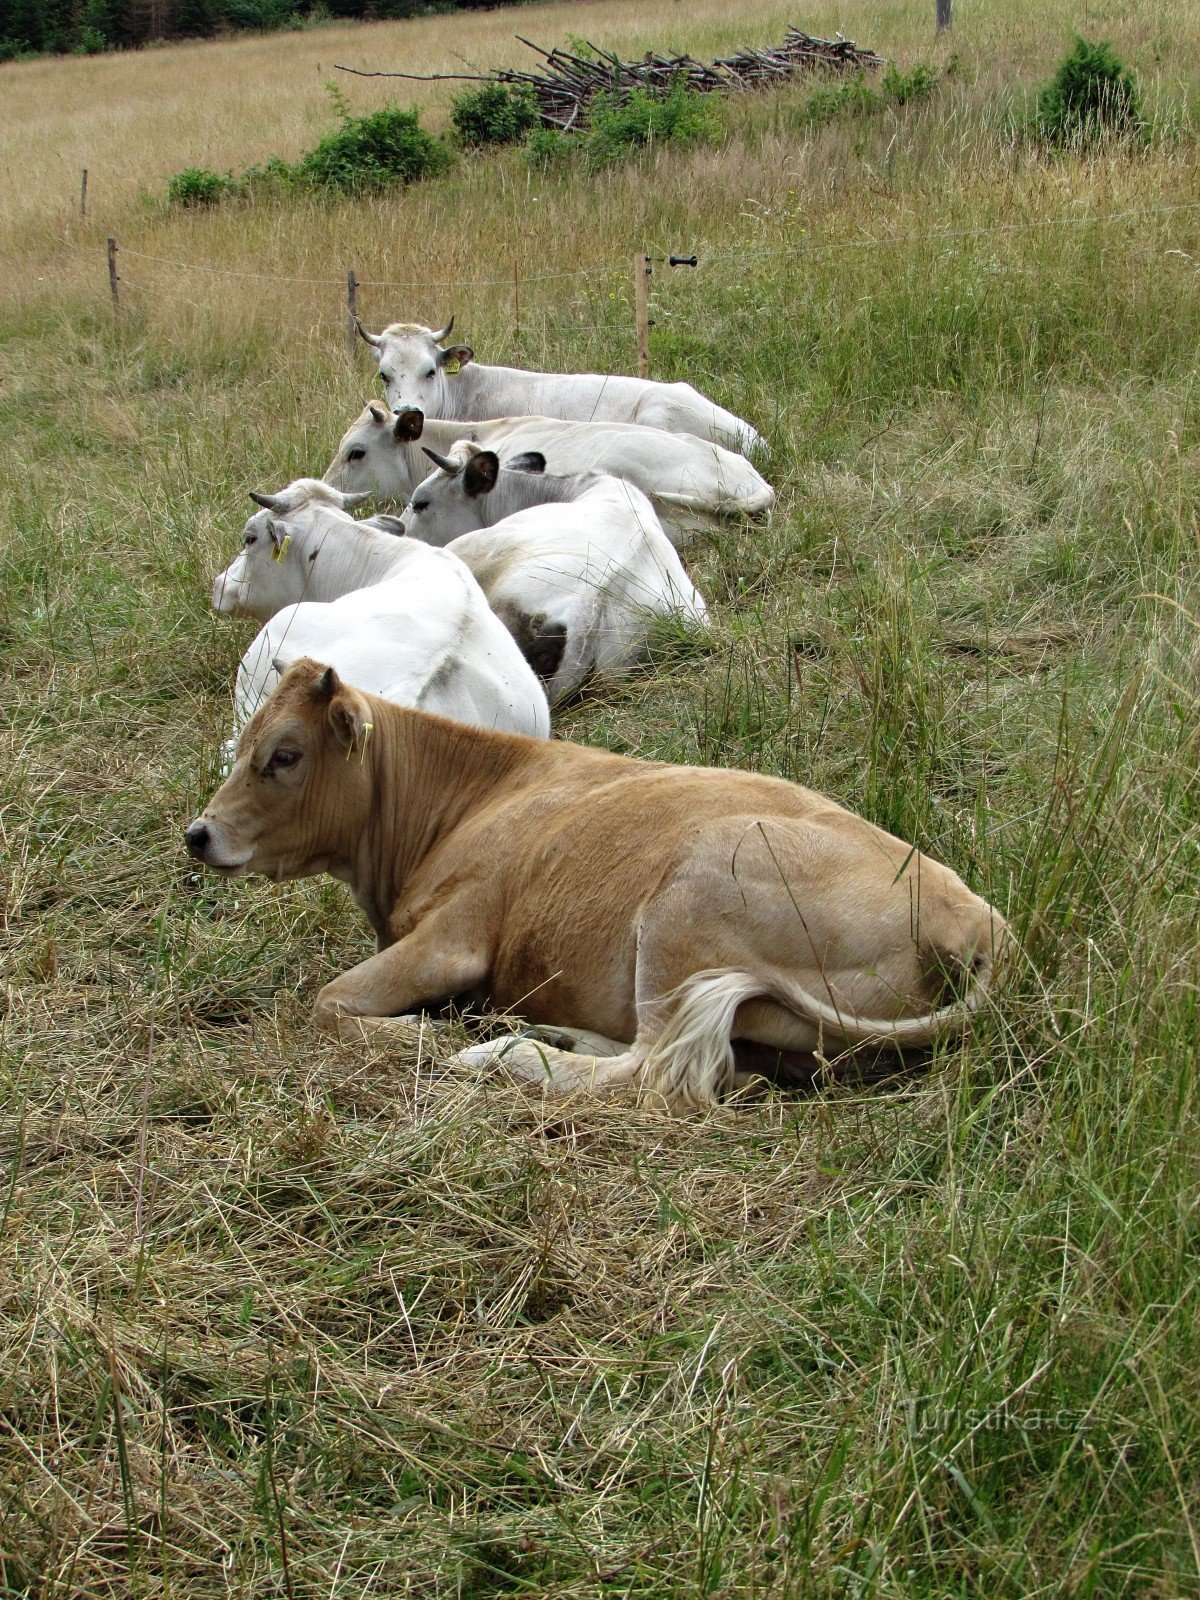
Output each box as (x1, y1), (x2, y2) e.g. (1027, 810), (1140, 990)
(107, 237), (120, 320)
(346, 268), (358, 357)
(80, 169), (88, 219)
(633, 252), (651, 379)
(936, 0), (952, 30)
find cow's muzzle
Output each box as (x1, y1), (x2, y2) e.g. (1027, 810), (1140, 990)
(185, 820), (211, 860)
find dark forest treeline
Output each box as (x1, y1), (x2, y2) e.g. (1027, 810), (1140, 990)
(0, 0), (525, 59)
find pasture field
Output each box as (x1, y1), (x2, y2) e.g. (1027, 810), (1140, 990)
(3, 0), (1200, 1594)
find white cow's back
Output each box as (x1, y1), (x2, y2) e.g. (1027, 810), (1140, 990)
(233, 543), (550, 739)
(443, 478), (706, 703)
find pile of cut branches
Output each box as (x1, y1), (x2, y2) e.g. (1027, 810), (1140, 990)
(337, 25), (884, 131)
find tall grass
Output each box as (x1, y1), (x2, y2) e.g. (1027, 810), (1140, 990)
(3, 0), (1200, 1594)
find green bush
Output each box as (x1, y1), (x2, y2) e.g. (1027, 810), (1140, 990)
(801, 63), (938, 129)
(296, 103), (454, 192)
(800, 73), (879, 128)
(166, 100), (451, 206)
(584, 84), (723, 169)
(525, 125), (579, 168)
(451, 82), (539, 147)
(240, 154), (300, 194)
(165, 167), (236, 207)
(1037, 36), (1142, 144)
(882, 61), (937, 105)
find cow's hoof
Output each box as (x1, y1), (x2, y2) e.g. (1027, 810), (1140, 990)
(517, 1023), (625, 1057)
(453, 1036), (564, 1083)
(328, 1011), (432, 1049)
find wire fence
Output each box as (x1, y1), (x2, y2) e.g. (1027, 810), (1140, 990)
(113, 197), (1200, 289)
(102, 196), (1200, 367)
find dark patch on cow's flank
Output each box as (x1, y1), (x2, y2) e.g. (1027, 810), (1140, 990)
(509, 612), (567, 682)
(415, 651), (461, 706)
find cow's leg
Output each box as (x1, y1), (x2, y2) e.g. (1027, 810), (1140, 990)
(451, 1034), (645, 1096)
(453, 906), (734, 1105)
(314, 914), (489, 1047)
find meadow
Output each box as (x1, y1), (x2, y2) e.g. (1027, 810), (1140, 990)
(2, 0), (1200, 1593)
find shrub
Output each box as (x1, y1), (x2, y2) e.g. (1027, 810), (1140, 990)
(451, 82), (539, 147)
(525, 126), (579, 168)
(165, 167), (235, 207)
(882, 62), (937, 105)
(584, 84), (723, 169)
(296, 104), (453, 192)
(1037, 36), (1142, 144)
(240, 154), (300, 194)
(801, 63), (938, 129)
(800, 74), (879, 128)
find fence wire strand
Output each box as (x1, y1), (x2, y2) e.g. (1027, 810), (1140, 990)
(112, 199), (1200, 297)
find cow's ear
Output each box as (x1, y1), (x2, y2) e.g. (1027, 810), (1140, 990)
(327, 684), (372, 755)
(505, 451), (546, 475)
(393, 407), (424, 442)
(370, 514), (407, 537)
(463, 450), (500, 497)
(440, 344), (473, 374)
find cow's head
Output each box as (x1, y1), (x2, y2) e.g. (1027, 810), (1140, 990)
(401, 442), (545, 547)
(323, 401), (427, 498)
(211, 479), (369, 618)
(186, 660), (375, 880)
(355, 318), (474, 416)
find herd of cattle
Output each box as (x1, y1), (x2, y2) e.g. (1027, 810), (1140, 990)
(189, 318), (1009, 1108)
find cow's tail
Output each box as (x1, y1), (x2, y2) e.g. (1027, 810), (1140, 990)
(639, 940), (1007, 1107)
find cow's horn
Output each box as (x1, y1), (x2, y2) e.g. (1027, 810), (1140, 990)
(421, 447), (459, 475)
(341, 491), (370, 509)
(355, 318), (382, 348)
(315, 665), (339, 698)
(249, 490), (285, 511)
(431, 315), (455, 344)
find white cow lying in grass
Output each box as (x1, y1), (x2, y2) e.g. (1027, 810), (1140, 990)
(400, 445), (707, 704)
(356, 318), (765, 455)
(210, 479), (549, 740)
(323, 402), (775, 548)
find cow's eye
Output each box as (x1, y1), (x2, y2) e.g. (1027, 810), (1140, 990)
(423, 368), (436, 380)
(266, 748), (301, 773)
(379, 371), (392, 384)
(347, 448), (366, 462)
(411, 499), (429, 514)
(245, 535), (257, 546)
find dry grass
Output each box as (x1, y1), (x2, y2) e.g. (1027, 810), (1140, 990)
(3, 0), (1200, 1594)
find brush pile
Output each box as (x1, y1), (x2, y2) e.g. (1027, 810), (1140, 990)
(490, 27), (884, 130)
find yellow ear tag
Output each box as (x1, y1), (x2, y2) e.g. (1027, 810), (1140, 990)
(271, 533), (292, 562)
(444, 357), (461, 377)
(347, 721), (374, 763)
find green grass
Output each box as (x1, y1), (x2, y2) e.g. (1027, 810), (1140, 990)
(3, 6), (1200, 1595)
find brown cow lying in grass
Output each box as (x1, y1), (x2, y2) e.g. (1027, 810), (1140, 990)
(186, 660), (1009, 1107)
